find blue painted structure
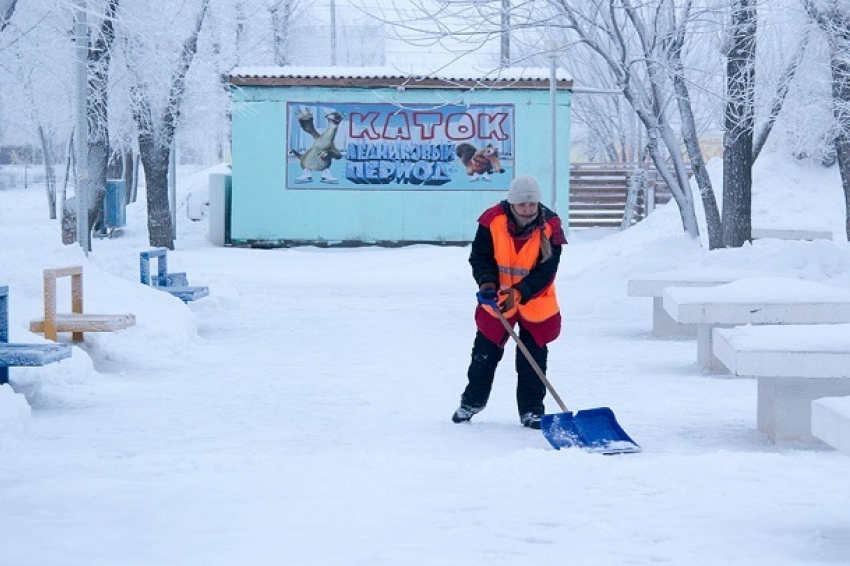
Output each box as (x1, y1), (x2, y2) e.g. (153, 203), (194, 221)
(0, 285), (72, 385)
(104, 180), (127, 230)
(228, 68), (572, 246)
(140, 249), (210, 303)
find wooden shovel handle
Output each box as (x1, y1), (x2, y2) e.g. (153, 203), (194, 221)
(493, 307), (569, 413)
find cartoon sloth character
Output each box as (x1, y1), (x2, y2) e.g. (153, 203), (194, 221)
(290, 108), (344, 184)
(455, 143), (505, 182)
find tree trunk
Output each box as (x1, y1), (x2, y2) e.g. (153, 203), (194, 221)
(828, 20), (850, 241)
(60, 129), (73, 223)
(37, 125), (57, 220)
(270, 1), (292, 66)
(85, 0), (119, 237)
(835, 135), (850, 241)
(127, 0), (209, 248)
(669, 31), (723, 249)
(88, 140), (108, 234)
(122, 148), (135, 205)
(131, 152), (140, 203)
(722, 0), (757, 248)
(139, 142), (174, 249)
(61, 131), (77, 244)
(62, 197), (77, 245)
(618, 2), (701, 240)
(804, 2), (850, 239)
(640, 118), (700, 238)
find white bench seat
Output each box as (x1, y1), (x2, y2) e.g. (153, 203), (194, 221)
(812, 397), (850, 455)
(627, 269), (746, 337)
(751, 228), (833, 241)
(663, 277), (850, 369)
(713, 324), (850, 444)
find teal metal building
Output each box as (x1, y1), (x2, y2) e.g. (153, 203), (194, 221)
(228, 67), (572, 246)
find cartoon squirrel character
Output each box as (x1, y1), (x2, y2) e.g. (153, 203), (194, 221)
(291, 108), (344, 184)
(456, 143), (505, 182)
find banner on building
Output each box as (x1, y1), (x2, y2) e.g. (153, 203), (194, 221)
(286, 102), (515, 190)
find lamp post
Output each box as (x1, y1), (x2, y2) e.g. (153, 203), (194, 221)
(501, 0), (510, 67)
(330, 0), (336, 65)
(547, 41), (559, 212)
(73, 0), (90, 253)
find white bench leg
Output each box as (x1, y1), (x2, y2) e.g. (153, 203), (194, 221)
(812, 400), (850, 455)
(758, 377), (850, 444)
(697, 324), (725, 370)
(653, 297), (697, 338)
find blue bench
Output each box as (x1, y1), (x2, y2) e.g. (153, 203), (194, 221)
(1, 285), (72, 385)
(140, 249), (209, 303)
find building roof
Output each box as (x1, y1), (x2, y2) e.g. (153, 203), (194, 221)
(230, 66), (573, 89)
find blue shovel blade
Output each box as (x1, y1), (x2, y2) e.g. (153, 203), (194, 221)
(541, 407), (641, 454)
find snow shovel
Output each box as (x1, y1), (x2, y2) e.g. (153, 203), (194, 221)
(492, 306), (641, 455)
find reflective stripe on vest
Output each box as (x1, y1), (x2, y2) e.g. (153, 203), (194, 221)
(484, 214), (559, 322)
(498, 265), (530, 277)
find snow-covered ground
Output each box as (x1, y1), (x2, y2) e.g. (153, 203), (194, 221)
(1, 151), (849, 565)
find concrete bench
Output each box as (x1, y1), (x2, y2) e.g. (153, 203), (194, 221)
(140, 248), (209, 303)
(1, 285), (72, 385)
(663, 277), (850, 369)
(751, 228), (833, 241)
(812, 396), (850, 455)
(29, 266), (136, 342)
(713, 324), (850, 444)
(627, 270), (747, 337)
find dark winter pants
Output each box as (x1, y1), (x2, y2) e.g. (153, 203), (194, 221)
(461, 329), (548, 417)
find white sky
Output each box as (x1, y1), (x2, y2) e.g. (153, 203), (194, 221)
(1, 148), (850, 564)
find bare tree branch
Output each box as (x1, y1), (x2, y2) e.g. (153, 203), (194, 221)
(0, 0), (18, 34)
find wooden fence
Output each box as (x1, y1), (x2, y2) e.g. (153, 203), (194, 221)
(568, 163), (680, 229)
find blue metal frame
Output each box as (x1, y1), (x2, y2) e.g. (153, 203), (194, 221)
(0, 285), (72, 385)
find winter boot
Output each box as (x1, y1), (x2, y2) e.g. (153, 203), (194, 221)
(520, 411), (542, 429)
(452, 404), (484, 423)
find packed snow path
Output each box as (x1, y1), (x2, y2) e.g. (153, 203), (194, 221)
(3, 242), (849, 564)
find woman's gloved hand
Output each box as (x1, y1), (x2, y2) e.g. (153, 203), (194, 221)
(498, 287), (520, 313)
(476, 282), (498, 306)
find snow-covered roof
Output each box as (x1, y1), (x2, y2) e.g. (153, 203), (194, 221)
(230, 66), (573, 89)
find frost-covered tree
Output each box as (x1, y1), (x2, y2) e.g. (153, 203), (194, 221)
(269, 0), (296, 66)
(123, 0), (210, 249)
(386, 0), (814, 249)
(805, 0), (850, 241)
(58, 0), (121, 246)
(1, 1), (77, 222)
(386, 0), (716, 244)
(15, 50), (61, 219)
(722, 0), (756, 248)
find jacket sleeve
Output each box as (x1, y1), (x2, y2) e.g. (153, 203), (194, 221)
(468, 224), (499, 287)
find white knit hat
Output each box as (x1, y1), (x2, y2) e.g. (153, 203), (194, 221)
(506, 175), (542, 204)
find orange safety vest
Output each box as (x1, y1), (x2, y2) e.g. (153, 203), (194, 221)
(483, 214), (559, 322)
